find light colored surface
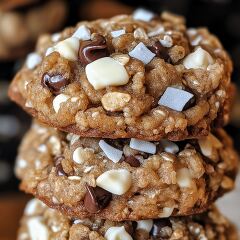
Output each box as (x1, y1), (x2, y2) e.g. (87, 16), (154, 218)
(217, 170), (240, 232)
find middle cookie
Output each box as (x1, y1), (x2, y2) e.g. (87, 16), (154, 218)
(15, 122), (238, 221)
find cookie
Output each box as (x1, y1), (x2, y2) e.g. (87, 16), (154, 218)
(8, 11), (233, 140)
(17, 199), (238, 240)
(15, 122), (238, 221)
(0, 0), (67, 60)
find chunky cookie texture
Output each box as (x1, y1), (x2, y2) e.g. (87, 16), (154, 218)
(15, 122), (238, 221)
(0, 0), (67, 60)
(18, 199), (238, 240)
(9, 12), (233, 140)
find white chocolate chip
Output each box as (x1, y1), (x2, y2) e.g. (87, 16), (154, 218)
(130, 138), (156, 154)
(129, 42), (156, 65)
(133, 28), (148, 40)
(160, 35), (173, 48)
(160, 207), (175, 218)
(53, 37), (80, 61)
(53, 94), (70, 113)
(99, 140), (123, 163)
(86, 57), (129, 90)
(72, 25), (91, 40)
(27, 217), (49, 240)
(160, 139), (179, 154)
(137, 220), (153, 232)
(111, 29), (126, 38)
(26, 53), (42, 69)
(37, 144), (47, 153)
(45, 47), (55, 56)
(51, 33), (61, 42)
(48, 136), (61, 155)
(148, 26), (165, 37)
(68, 176), (81, 181)
(16, 158), (27, 168)
(72, 147), (85, 164)
(24, 199), (44, 216)
(96, 169), (132, 195)
(198, 133), (222, 157)
(133, 8), (155, 22)
(105, 226), (133, 240)
(158, 87), (194, 112)
(183, 47), (214, 69)
(101, 92), (131, 111)
(177, 168), (192, 188)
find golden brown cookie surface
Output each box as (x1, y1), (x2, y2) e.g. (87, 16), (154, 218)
(15, 122), (239, 221)
(9, 11), (233, 140)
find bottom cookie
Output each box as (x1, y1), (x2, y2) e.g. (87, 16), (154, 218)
(17, 199), (238, 240)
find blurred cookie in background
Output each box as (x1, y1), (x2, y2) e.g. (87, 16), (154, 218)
(78, 0), (133, 20)
(0, 0), (68, 61)
(0, 79), (30, 192)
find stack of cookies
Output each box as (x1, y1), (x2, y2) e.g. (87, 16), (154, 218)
(9, 9), (239, 240)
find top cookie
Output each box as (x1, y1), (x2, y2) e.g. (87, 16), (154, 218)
(9, 10), (233, 140)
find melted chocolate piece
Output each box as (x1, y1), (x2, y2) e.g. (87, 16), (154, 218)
(41, 73), (69, 95)
(84, 185), (112, 213)
(78, 35), (109, 66)
(148, 41), (169, 62)
(124, 156), (140, 167)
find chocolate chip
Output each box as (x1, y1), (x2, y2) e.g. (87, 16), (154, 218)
(151, 219), (172, 239)
(84, 184), (112, 213)
(124, 156), (140, 167)
(41, 73), (69, 95)
(54, 156), (67, 176)
(78, 34), (110, 66)
(148, 41), (169, 62)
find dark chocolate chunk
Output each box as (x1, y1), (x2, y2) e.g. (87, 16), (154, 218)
(78, 34), (109, 66)
(41, 73), (69, 95)
(148, 41), (169, 62)
(124, 156), (140, 167)
(84, 184), (112, 213)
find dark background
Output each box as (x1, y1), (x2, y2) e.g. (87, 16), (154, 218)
(0, 0), (239, 201)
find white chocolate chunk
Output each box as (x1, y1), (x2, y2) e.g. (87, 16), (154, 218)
(130, 138), (156, 154)
(68, 176), (81, 181)
(72, 147), (85, 164)
(72, 25), (91, 40)
(160, 35), (173, 48)
(105, 226), (133, 240)
(53, 94), (70, 113)
(51, 33), (61, 42)
(54, 37), (80, 61)
(177, 168), (192, 188)
(45, 47), (55, 56)
(133, 8), (155, 22)
(96, 169), (132, 195)
(26, 53), (42, 69)
(198, 133), (222, 157)
(160, 139), (179, 154)
(137, 220), (153, 232)
(24, 199), (44, 216)
(148, 26), (165, 37)
(27, 217), (49, 240)
(160, 207), (175, 217)
(86, 57), (129, 90)
(129, 42), (156, 65)
(111, 29), (126, 38)
(158, 87), (194, 111)
(99, 140), (123, 163)
(183, 47), (214, 69)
